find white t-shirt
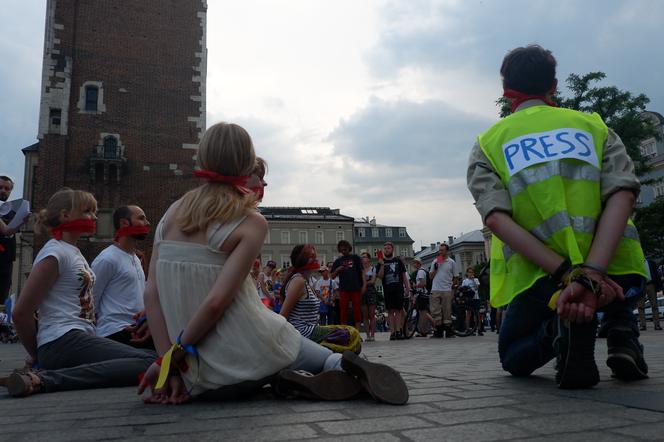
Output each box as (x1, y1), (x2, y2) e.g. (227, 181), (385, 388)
(461, 277), (480, 300)
(314, 277), (338, 299)
(430, 257), (455, 291)
(414, 268), (429, 297)
(91, 244), (146, 337)
(34, 239), (96, 347)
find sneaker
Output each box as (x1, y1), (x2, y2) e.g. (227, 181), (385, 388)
(341, 350), (408, 405)
(389, 333), (396, 341)
(606, 327), (649, 381)
(553, 316), (599, 389)
(273, 369), (362, 401)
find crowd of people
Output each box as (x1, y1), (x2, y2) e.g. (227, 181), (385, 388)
(0, 43), (658, 405)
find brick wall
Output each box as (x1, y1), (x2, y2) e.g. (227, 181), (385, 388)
(33, 0), (207, 260)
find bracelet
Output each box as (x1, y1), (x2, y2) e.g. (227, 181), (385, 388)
(570, 271), (602, 297)
(550, 259), (572, 286)
(582, 261), (607, 275)
(177, 331), (199, 357)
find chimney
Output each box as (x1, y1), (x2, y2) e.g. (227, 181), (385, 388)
(370, 217), (376, 226)
(430, 243), (435, 250)
(448, 236), (454, 245)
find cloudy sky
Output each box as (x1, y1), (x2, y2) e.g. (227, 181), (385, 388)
(2, 0), (663, 248)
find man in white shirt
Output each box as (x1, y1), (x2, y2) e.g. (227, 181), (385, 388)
(92, 205), (151, 348)
(429, 243), (456, 338)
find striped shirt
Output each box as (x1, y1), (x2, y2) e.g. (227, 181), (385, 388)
(285, 273), (320, 338)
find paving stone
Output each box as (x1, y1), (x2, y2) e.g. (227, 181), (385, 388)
(515, 431), (639, 442)
(403, 422), (532, 442)
(420, 406), (529, 426)
(317, 415), (431, 434)
(433, 395), (520, 410)
(611, 422), (664, 440)
(1, 330), (663, 441)
(511, 413), (638, 435)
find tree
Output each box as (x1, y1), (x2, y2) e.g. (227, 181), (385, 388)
(497, 72), (658, 175)
(634, 196), (664, 259)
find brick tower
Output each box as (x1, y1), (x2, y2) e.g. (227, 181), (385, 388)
(24, 0), (207, 260)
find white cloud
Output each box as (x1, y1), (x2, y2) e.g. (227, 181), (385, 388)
(2, 0), (663, 247)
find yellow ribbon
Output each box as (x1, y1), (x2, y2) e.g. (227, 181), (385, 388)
(548, 289), (561, 310)
(155, 343), (181, 390)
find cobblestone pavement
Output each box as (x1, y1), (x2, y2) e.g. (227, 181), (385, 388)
(1, 330), (663, 441)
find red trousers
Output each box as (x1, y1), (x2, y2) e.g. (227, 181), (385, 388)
(340, 289), (362, 324)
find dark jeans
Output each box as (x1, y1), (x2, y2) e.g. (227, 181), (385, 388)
(37, 329), (156, 392)
(107, 328), (156, 350)
(499, 274), (644, 377)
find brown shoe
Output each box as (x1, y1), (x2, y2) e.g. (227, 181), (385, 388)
(341, 350), (408, 405)
(273, 369), (362, 401)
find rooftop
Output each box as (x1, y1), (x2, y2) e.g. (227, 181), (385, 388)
(259, 207), (354, 222)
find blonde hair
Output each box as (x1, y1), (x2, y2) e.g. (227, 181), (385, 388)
(36, 188), (98, 235)
(176, 122), (257, 233)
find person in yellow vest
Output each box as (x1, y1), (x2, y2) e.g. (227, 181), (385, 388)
(467, 45), (649, 389)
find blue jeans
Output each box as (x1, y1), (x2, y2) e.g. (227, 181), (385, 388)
(498, 274), (644, 377)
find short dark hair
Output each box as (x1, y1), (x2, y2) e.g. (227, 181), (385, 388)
(440, 243), (449, 251)
(112, 206), (132, 230)
(0, 175), (14, 184)
(337, 240), (352, 252)
(500, 44), (557, 95)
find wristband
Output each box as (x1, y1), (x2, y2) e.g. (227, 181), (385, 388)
(582, 261), (607, 275)
(550, 259), (571, 286)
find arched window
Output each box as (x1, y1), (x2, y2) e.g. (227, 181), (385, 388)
(85, 86), (99, 111)
(103, 136), (119, 159)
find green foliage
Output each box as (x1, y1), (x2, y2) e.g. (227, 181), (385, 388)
(497, 72), (658, 175)
(634, 196), (664, 259)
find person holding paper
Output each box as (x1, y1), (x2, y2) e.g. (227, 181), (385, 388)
(0, 175), (30, 304)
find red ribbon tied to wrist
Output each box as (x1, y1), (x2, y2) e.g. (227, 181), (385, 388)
(194, 169), (251, 194)
(114, 225), (150, 241)
(503, 88), (558, 113)
(52, 219), (97, 240)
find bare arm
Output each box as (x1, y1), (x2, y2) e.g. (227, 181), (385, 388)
(143, 240), (172, 355)
(178, 214), (267, 347)
(279, 276), (305, 319)
(13, 257), (58, 361)
(586, 190), (636, 268)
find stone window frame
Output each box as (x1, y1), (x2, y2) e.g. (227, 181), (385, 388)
(95, 133), (125, 159)
(77, 81), (106, 114)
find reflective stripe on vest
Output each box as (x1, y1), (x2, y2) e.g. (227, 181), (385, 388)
(502, 214), (641, 261)
(478, 106), (647, 307)
(507, 161), (600, 197)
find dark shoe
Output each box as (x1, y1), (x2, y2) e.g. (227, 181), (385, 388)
(606, 327), (649, 381)
(389, 333), (396, 341)
(273, 369), (362, 401)
(341, 351), (408, 405)
(554, 316), (599, 389)
(478, 331), (484, 336)
(444, 326), (456, 338)
(655, 325), (662, 331)
(639, 326), (647, 331)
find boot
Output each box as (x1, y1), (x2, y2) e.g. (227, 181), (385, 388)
(444, 325), (456, 338)
(606, 326), (648, 381)
(431, 325), (444, 338)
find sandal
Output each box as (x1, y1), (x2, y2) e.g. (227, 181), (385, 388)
(341, 350), (409, 405)
(6, 370), (43, 398)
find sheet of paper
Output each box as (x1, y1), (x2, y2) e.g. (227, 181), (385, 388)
(7, 199), (30, 230)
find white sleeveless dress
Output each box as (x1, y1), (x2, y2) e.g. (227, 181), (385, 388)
(154, 215), (301, 396)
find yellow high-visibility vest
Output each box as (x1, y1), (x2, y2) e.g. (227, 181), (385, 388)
(478, 105), (646, 307)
